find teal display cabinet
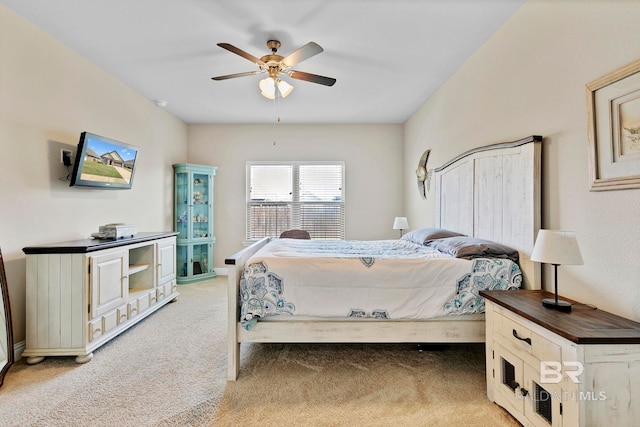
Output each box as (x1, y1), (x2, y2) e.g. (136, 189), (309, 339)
(173, 163), (217, 284)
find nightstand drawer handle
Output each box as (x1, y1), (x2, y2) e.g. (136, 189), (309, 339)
(512, 329), (532, 345)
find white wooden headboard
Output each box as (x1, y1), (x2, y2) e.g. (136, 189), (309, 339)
(434, 136), (542, 289)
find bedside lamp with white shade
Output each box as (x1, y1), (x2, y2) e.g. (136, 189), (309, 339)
(393, 217), (409, 238)
(530, 229), (583, 312)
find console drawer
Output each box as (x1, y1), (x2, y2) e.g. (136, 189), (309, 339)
(88, 318), (103, 342)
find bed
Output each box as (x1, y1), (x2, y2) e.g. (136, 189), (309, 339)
(225, 135), (542, 381)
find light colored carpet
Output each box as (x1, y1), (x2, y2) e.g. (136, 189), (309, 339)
(0, 276), (519, 426)
(217, 343), (519, 427)
(0, 278), (227, 427)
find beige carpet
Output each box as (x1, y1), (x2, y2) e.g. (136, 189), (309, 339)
(0, 278), (227, 427)
(217, 343), (519, 427)
(0, 277), (519, 426)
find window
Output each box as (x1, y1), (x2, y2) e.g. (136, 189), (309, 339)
(246, 161), (345, 240)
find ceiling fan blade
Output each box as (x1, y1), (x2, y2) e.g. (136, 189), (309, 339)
(289, 71), (336, 87)
(217, 43), (265, 66)
(211, 71), (260, 81)
(282, 42), (323, 67)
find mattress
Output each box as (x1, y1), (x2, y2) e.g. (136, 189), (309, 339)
(239, 238), (522, 329)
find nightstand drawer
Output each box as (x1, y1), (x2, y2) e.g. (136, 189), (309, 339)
(494, 311), (561, 363)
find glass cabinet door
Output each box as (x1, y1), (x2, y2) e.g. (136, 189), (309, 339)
(175, 171), (189, 240)
(192, 243), (210, 276)
(191, 172), (211, 240)
(176, 243), (212, 280)
(176, 245), (189, 280)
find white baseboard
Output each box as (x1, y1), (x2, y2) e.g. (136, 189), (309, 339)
(13, 340), (25, 361)
(214, 267), (228, 276)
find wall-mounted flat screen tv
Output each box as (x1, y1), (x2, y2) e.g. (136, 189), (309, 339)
(70, 132), (139, 189)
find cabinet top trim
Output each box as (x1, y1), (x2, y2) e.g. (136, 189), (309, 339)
(481, 290), (640, 344)
(23, 232), (178, 255)
(172, 163), (218, 174)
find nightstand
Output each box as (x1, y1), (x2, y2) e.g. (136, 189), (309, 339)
(480, 290), (640, 427)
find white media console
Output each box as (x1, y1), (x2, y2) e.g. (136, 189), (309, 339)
(22, 232), (178, 364)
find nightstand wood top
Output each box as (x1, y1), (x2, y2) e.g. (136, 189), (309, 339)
(480, 290), (640, 344)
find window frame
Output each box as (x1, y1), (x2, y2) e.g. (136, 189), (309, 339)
(246, 160), (345, 240)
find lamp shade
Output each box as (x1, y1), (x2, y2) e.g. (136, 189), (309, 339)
(393, 217), (409, 230)
(531, 230), (583, 265)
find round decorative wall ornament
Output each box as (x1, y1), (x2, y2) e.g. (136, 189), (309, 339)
(415, 149), (432, 199)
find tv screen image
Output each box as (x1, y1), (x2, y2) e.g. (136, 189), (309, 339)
(70, 132), (139, 189)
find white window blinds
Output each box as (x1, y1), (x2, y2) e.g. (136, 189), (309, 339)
(247, 161), (345, 240)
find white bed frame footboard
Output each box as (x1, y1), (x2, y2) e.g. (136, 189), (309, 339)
(225, 240), (486, 381)
(225, 135), (542, 381)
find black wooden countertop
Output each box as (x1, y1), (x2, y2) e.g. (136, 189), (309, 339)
(23, 231), (179, 254)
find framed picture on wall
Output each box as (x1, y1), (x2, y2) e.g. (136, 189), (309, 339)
(587, 58), (640, 191)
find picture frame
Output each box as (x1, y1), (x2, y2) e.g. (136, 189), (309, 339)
(587, 58), (640, 191)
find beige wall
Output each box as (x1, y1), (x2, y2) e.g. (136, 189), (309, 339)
(405, 0), (640, 321)
(0, 5), (188, 344)
(188, 124), (404, 266)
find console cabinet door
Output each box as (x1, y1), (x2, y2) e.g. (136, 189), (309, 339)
(494, 342), (525, 416)
(90, 250), (128, 319)
(156, 239), (176, 285)
(523, 362), (564, 427)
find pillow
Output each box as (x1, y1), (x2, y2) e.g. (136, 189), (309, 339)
(425, 236), (519, 263)
(400, 228), (465, 245)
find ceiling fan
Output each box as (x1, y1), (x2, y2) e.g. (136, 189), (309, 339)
(211, 40), (336, 99)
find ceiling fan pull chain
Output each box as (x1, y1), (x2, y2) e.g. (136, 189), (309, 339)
(272, 96), (278, 145)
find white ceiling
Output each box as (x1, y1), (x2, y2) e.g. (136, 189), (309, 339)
(1, 0), (524, 124)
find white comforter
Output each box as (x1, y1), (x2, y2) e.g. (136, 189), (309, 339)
(239, 238), (522, 329)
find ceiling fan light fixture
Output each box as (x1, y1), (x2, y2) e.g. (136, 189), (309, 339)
(259, 77), (276, 99)
(259, 77), (293, 99)
(277, 79), (293, 98)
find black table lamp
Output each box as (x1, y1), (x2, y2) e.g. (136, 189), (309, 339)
(530, 230), (583, 312)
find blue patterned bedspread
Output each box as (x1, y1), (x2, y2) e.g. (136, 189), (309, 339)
(239, 239), (522, 329)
